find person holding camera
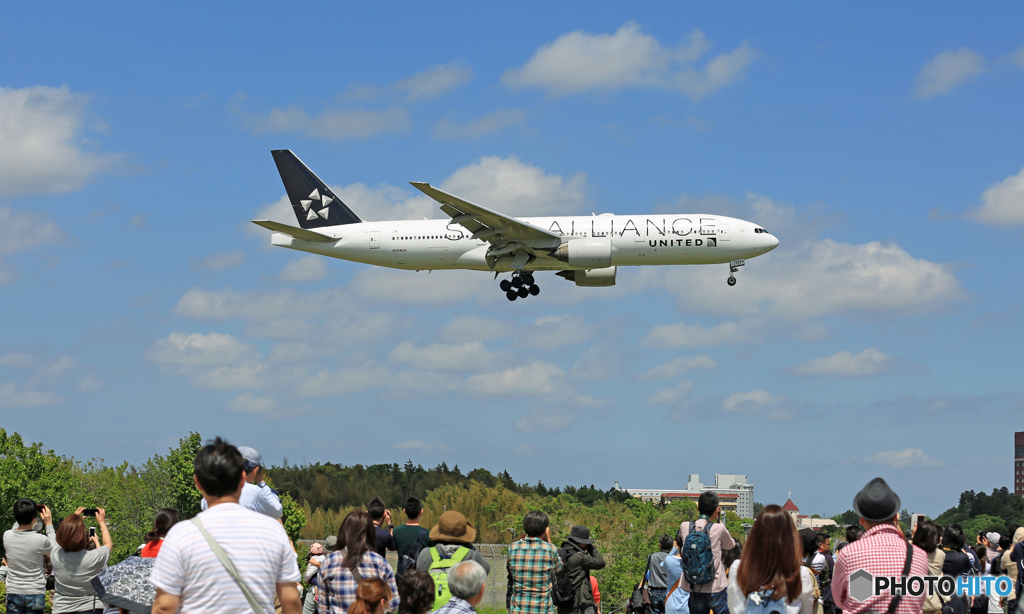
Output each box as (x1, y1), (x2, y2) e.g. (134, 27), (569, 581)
(558, 526), (606, 614)
(51, 507), (112, 614)
(3, 498), (56, 614)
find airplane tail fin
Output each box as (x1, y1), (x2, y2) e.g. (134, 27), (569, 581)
(271, 150), (362, 229)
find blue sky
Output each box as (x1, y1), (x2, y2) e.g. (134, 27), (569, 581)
(2, 2), (1023, 517)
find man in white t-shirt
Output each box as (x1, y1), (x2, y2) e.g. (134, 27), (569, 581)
(200, 445), (283, 520)
(150, 437), (301, 614)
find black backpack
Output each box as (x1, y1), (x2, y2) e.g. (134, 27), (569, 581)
(396, 529), (429, 581)
(804, 552), (831, 592)
(551, 547), (577, 609)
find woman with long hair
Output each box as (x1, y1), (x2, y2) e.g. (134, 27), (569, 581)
(138, 508), (179, 558)
(727, 505), (814, 614)
(317, 510), (400, 614)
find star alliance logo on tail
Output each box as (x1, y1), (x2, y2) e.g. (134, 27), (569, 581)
(298, 188), (334, 221)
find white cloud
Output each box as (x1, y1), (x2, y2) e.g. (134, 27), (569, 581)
(389, 340), (500, 371)
(174, 287), (355, 322)
(191, 362), (272, 391)
(434, 109), (526, 138)
(278, 255), (328, 282)
(723, 389), (782, 411)
(192, 250), (245, 272)
(350, 268), (493, 305)
(643, 321), (746, 348)
(439, 314), (514, 341)
(648, 380), (694, 406)
(395, 62), (473, 101)
(146, 332), (256, 366)
(966, 165), (1024, 226)
(441, 156), (588, 216)
(0, 382), (65, 407)
(515, 407), (579, 433)
(1013, 46), (1024, 68)
(77, 374), (105, 391)
(516, 315), (591, 351)
(863, 448), (944, 469)
(569, 343), (622, 382)
(234, 93), (411, 140)
(331, 183), (436, 222)
(395, 440), (453, 451)
(664, 237), (965, 320)
(226, 393), (277, 415)
(297, 363), (393, 397)
(640, 355), (717, 379)
(0, 352), (37, 367)
(0, 206), (65, 285)
(914, 48), (986, 98)
(502, 22), (755, 99)
(0, 85), (122, 196)
(788, 347), (897, 377)
(465, 360), (562, 396)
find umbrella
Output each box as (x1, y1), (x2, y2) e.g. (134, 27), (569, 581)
(91, 556), (156, 614)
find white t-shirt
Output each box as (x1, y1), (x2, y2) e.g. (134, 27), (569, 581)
(727, 560), (815, 614)
(150, 502), (300, 614)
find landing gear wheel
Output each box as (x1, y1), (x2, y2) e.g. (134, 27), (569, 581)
(517, 286), (529, 299)
(512, 276), (524, 288)
(529, 284), (540, 296)
(522, 273), (535, 285)
(500, 279), (512, 292)
(727, 276), (737, 287)
(506, 289), (518, 301)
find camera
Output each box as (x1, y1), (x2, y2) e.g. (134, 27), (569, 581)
(35, 503), (47, 514)
(83, 508), (98, 517)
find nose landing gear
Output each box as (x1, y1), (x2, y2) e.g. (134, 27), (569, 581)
(727, 259), (745, 287)
(503, 272), (539, 301)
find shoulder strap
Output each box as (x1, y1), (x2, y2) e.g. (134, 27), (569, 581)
(191, 517), (267, 614)
(452, 547), (470, 563)
(884, 542), (914, 614)
(430, 546), (441, 563)
(642, 553), (653, 587)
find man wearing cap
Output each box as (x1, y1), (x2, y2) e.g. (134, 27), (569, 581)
(200, 445), (282, 519)
(833, 477), (929, 614)
(558, 526), (605, 614)
(985, 532), (1001, 564)
(415, 510), (492, 573)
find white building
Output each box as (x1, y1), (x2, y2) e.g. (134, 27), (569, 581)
(615, 474), (755, 519)
(784, 497), (838, 531)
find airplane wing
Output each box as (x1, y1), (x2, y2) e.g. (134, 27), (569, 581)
(409, 182), (561, 247)
(250, 220), (338, 243)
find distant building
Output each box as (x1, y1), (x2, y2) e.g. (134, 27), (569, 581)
(783, 496), (837, 531)
(614, 474), (755, 518)
(1016, 432), (1024, 496)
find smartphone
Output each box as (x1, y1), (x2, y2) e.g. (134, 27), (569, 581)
(911, 514), (925, 533)
(89, 527), (96, 538)
(83, 508), (98, 517)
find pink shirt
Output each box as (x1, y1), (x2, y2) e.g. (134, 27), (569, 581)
(678, 518), (736, 593)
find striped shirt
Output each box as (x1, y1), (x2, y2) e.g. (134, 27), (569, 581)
(507, 537), (563, 614)
(150, 502), (300, 614)
(317, 549), (400, 614)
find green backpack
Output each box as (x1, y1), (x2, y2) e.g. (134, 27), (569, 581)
(428, 546), (471, 610)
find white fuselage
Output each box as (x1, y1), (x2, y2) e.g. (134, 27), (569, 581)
(270, 214), (778, 272)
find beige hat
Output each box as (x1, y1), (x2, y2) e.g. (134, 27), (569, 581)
(429, 510), (476, 544)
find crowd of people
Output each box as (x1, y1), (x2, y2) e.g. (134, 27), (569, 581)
(3, 439), (1024, 614)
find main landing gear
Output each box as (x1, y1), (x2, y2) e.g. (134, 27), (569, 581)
(500, 272), (540, 301)
(727, 259), (745, 287)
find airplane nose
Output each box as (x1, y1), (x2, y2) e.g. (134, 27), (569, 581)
(765, 234), (779, 252)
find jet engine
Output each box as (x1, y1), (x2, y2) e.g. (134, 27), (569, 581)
(553, 238), (613, 268)
(556, 266), (617, 287)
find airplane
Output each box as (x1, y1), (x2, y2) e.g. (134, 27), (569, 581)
(253, 150), (780, 301)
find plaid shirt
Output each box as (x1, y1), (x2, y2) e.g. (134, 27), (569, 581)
(833, 524), (929, 614)
(507, 537), (563, 614)
(317, 549), (400, 614)
(435, 597), (477, 614)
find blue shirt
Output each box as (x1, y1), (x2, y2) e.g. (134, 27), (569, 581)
(661, 549), (684, 590)
(433, 597), (476, 614)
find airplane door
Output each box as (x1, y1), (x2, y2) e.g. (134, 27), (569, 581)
(369, 231), (379, 249)
(719, 224), (730, 241)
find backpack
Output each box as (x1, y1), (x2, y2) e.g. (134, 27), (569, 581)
(427, 546), (470, 610)
(805, 552), (831, 593)
(681, 521), (715, 589)
(552, 547), (578, 609)
(396, 529), (429, 582)
(742, 590), (788, 614)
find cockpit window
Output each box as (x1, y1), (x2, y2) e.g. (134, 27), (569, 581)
(754, 228), (768, 234)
